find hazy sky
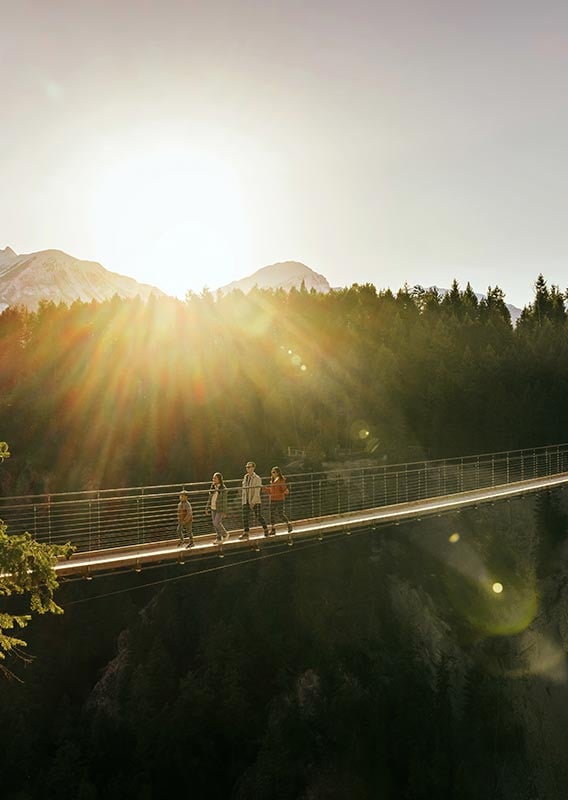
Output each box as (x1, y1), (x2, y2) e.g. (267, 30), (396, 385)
(1, 0), (567, 306)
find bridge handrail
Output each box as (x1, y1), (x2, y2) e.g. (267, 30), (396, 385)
(1, 442), (567, 551)
(0, 441), (565, 505)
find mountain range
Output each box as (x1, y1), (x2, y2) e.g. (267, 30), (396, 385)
(0, 245), (522, 321)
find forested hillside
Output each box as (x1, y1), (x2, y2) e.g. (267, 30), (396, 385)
(1, 275), (567, 495)
(2, 275), (568, 799)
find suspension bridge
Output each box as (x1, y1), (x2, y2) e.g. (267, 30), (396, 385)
(2, 443), (568, 579)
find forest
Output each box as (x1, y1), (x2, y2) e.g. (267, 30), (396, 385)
(1, 274), (567, 495)
(2, 274), (568, 798)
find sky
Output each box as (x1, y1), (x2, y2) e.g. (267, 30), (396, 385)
(1, 0), (567, 307)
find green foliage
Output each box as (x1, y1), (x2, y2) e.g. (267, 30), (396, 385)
(0, 519), (74, 672)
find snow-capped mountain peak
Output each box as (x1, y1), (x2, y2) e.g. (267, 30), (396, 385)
(0, 246), (165, 311)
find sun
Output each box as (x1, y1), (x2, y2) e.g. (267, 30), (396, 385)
(88, 141), (251, 295)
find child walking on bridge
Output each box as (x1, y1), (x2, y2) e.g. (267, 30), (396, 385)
(177, 490), (194, 547)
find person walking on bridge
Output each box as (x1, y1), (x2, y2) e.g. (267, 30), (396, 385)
(206, 472), (230, 544)
(177, 490), (194, 547)
(239, 460), (269, 539)
(263, 466), (293, 535)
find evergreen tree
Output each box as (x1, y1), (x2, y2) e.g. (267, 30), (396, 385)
(0, 518), (73, 676)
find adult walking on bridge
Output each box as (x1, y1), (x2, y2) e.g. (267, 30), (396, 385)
(263, 466), (293, 535)
(239, 460), (269, 539)
(206, 472), (230, 544)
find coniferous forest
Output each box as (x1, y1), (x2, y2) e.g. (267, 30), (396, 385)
(2, 276), (568, 798)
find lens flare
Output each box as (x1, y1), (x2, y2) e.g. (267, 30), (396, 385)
(453, 574), (537, 636)
(350, 419), (370, 442)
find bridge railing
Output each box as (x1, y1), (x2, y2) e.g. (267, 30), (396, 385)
(0, 443), (566, 553)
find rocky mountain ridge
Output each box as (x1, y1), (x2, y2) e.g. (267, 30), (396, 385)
(0, 246), (165, 311)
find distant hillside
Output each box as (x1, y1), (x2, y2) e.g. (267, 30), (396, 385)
(430, 285), (522, 324)
(219, 260), (331, 295)
(0, 246), (165, 311)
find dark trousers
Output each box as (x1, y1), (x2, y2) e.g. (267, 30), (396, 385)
(269, 500), (290, 527)
(243, 503), (267, 532)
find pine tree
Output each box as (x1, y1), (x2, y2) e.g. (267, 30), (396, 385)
(0, 441), (74, 677)
(0, 519), (74, 676)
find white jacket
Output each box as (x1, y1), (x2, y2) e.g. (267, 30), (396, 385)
(241, 471), (262, 505)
